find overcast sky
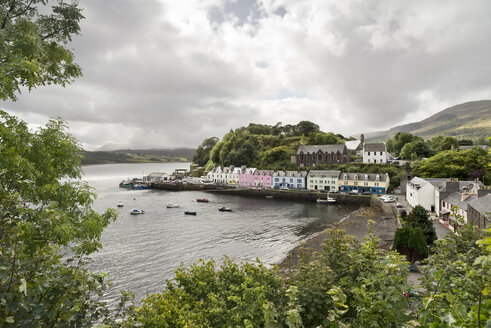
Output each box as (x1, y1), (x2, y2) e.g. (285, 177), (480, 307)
(4, 0), (491, 150)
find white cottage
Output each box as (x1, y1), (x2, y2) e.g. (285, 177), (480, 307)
(363, 143), (388, 164)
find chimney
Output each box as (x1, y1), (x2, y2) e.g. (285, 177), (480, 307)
(477, 189), (491, 198)
(445, 180), (459, 193)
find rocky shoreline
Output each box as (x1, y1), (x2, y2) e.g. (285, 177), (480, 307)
(278, 201), (399, 269)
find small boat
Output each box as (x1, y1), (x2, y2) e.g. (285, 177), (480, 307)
(265, 195), (274, 199)
(317, 197), (336, 204)
(116, 202), (124, 208)
(130, 208), (145, 215)
(184, 211), (197, 215)
(196, 198), (209, 203)
(219, 207), (232, 212)
(166, 203), (179, 208)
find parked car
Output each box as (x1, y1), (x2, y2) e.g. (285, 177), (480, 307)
(361, 191), (372, 195)
(348, 190), (359, 195)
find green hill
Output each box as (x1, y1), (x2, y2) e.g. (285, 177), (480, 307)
(365, 100), (491, 141)
(82, 148), (195, 165)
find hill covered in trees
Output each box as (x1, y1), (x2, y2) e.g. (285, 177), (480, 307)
(193, 121), (349, 169)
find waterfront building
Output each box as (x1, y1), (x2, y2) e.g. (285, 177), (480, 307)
(363, 143), (388, 164)
(238, 167), (257, 187)
(253, 170), (273, 188)
(294, 144), (350, 167)
(306, 170), (341, 191)
(339, 172), (390, 194)
(143, 172), (171, 183)
(272, 171), (307, 189)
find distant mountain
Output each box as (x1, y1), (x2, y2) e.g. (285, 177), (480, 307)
(365, 100), (491, 141)
(82, 148), (196, 165)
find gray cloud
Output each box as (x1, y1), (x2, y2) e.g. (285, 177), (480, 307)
(3, 0), (491, 149)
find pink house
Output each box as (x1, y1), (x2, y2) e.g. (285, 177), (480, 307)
(254, 170), (273, 188)
(239, 168), (257, 187)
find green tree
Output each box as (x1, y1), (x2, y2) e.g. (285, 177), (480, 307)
(419, 225), (490, 327)
(127, 258), (288, 327)
(386, 132), (416, 155)
(0, 112), (119, 326)
(392, 225), (428, 263)
(193, 137), (218, 166)
(306, 132), (343, 145)
(295, 120), (320, 136)
(0, 0), (84, 101)
(406, 205), (437, 246)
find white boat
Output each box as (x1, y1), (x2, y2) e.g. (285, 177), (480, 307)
(317, 197), (336, 204)
(166, 203), (179, 208)
(130, 208), (145, 215)
(116, 202), (124, 208)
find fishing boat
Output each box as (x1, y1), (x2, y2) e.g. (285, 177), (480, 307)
(196, 198), (209, 203)
(184, 211), (197, 215)
(166, 203), (179, 208)
(130, 208), (145, 215)
(218, 207), (232, 212)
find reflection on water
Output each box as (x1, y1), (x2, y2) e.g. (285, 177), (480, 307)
(83, 163), (358, 303)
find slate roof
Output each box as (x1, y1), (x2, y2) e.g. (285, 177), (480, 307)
(307, 170), (341, 178)
(468, 194), (491, 215)
(442, 192), (473, 210)
(296, 144), (347, 155)
(364, 143), (386, 152)
(272, 170), (308, 177)
(340, 172), (388, 182)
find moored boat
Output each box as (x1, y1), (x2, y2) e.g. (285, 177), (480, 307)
(117, 202), (124, 208)
(166, 203), (179, 208)
(218, 207), (232, 212)
(317, 197), (336, 204)
(130, 208), (145, 215)
(184, 211), (197, 215)
(196, 198), (209, 203)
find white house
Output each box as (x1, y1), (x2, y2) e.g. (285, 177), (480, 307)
(306, 170), (341, 191)
(407, 177), (485, 213)
(363, 143), (388, 164)
(272, 171), (307, 189)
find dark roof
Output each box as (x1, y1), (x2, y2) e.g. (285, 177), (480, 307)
(296, 144), (347, 155)
(340, 172), (388, 182)
(442, 192), (472, 210)
(307, 170), (341, 178)
(468, 194), (491, 215)
(364, 143), (386, 152)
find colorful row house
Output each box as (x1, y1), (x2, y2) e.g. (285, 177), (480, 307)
(207, 166), (243, 184)
(272, 171), (307, 189)
(306, 170), (341, 191)
(339, 173), (390, 194)
(238, 168), (274, 187)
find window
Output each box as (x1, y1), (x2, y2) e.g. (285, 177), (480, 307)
(374, 159), (377, 163)
(368, 159), (370, 163)
(364, 182), (368, 186)
(354, 182), (358, 186)
(375, 183), (379, 186)
(290, 179), (293, 183)
(368, 151), (370, 155)
(380, 151), (383, 155)
(297, 179), (302, 183)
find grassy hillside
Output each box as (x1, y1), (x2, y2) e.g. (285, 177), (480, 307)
(82, 148), (195, 165)
(366, 100), (491, 141)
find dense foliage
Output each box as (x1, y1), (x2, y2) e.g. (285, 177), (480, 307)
(0, 112), (120, 326)
(128, 226), (412, 327)
(193, 137), (219, 166)
(419, 224), (490, 327)
(412, 148), (491, 184)
(0, 0), (84, 101)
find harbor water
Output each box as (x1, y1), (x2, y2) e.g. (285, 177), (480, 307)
(83, 163), (359, 304)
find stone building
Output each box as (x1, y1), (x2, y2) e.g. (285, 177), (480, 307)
(294, 144), (350, 167)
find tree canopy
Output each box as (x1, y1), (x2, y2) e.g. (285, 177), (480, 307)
(0, 0), (83, 101)
(0, 111), (120, 326)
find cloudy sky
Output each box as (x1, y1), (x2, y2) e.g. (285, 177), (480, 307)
(4, 0), (491, 150)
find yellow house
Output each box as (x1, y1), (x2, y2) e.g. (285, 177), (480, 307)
(339, 172), (390, 194)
